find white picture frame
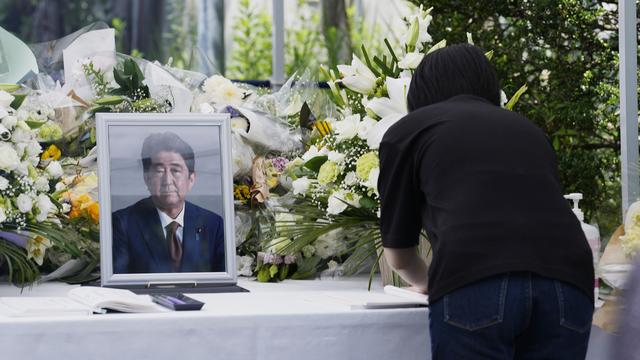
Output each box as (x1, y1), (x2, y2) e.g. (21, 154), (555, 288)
(96, 113), (237, 289)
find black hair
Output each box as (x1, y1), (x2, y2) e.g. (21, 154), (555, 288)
(407, 43), (500, 111)
(141, 132), (195, 173)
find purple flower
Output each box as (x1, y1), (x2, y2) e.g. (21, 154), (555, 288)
(272, 254), (284, 265)
(284, 255), (297, 265)
(271, 157), (289, 172)
(222, 105), (242, 118)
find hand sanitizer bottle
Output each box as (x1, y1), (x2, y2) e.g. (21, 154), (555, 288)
(564, 193), (600, 300)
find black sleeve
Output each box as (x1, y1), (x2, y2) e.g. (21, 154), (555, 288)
(378, 141), (422, 248)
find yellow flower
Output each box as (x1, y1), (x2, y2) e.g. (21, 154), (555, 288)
(234, 184), (251, 203)
(41, 144), (61, 161)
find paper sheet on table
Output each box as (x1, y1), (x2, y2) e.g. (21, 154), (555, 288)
(0, 297), (92, 317)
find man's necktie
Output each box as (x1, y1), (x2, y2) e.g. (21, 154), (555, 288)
(166, 221), (182, 272)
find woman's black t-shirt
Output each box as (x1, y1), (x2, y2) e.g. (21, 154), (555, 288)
(378, 94), (594, 303)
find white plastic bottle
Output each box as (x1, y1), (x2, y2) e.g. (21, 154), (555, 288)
(564, 193), (600, 300)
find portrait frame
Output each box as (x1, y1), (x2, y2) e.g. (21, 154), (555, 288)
(97, 113), (237, 289)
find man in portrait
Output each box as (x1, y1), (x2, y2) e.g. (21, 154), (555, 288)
(112, 132), (225, 273)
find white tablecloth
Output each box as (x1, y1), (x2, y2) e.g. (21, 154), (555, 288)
(0, 277), (614, 360)
(0, 277), (429, 360)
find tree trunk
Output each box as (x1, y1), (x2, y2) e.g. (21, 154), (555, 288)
(321, 0), (352, 68)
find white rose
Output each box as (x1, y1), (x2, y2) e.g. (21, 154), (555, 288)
(11, 127), (32, 144)
(0, 143), (19, 171)
(35, 194), (54, 222)
(26, 141), (42, 157)
(16, 193), (33, 213)
(34, 177), (50, 192)
(0, 176), (8, 190)
(327, 189), (360, 215)
(0, 206), (5, 223)
(46, 161), (63, 179)
(0, 91), (14, 108)
(292, 177), (311, 196)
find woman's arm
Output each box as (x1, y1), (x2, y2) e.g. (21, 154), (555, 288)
(383, 246), (429, 294)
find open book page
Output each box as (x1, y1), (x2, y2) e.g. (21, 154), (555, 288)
(308, 289), (428, 310)
(0, 297), (93, 317)
(383, 286), (429, 304)
(68, 287), (162, 313)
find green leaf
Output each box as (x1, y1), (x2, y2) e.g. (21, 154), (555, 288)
(269, 264), (279, 278)
(25, 120), (46, 129)
(94, 95), (126, 106)
(359, 197), (377, 209)
(0, 84), (20, 92)
(10, 94), (26, 109)
(88, 105), (112, 114)
(278, 264), (290, 281)
(304, 155), (328, 173)
(426, 39), (447, 55)
(505, 84), (528, 110)
(257, 266), (271, 282)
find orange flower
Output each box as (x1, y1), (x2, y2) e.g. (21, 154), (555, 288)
(86, 202), (99, 224)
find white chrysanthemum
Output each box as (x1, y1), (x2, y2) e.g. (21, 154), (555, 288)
(0, 91), (14, 108)
(45, 161), (63, 179)
(15, 162), (29, 176)
(34, 176), (50, 192)
(0, 143), (20, 171)
(292, 177), (311, 196)
(215, 82), (243, 106)
(202, 75), (232, 95)
(230, 117), (249, 133)
(17, 193), (33, 213)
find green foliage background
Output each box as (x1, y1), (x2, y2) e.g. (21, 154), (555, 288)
(408, 0), (622, 237)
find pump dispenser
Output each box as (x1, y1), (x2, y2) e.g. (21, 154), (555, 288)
(564, 193), (600, 300)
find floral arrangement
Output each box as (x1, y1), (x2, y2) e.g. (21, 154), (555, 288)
(274, 6), (527, 282)
(620, 201), (640, 257)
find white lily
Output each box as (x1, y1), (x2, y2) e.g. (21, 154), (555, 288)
(398, 52), (424, 70)
(334, 114), (360, 141)
(337, 55), (377, 95)
(366, 77), (411, 149)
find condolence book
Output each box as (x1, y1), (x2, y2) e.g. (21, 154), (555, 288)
(0, 286), (163, 316)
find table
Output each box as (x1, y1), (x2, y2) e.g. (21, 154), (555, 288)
(0, 277), (615, 360)
(0, 277), (429, 360)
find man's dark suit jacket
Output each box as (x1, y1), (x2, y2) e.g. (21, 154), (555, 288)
(112, 197), (225, 273)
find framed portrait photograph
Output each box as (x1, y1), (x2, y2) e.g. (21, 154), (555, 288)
(97, 113), (239, 291)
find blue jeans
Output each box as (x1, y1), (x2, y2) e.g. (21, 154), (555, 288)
(429, 272), (593, 359)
